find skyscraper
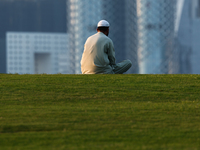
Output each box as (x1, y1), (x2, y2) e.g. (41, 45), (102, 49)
(137, 0), (177, 74)
(67, 0), (138, 74)
(67, 0), (102, 74)
(177, 0), (200, 74)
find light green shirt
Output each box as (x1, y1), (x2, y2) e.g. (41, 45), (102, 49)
(81, 32), (116, 74)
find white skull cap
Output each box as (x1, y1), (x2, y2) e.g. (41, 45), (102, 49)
(97, 20), (110, 27)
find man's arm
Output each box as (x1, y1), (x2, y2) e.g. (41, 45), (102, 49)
(107, 41), (116, 67)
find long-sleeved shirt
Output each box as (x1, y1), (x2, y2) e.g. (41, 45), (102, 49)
(81, 32), (116, 74)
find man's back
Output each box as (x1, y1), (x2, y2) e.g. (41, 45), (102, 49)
(81, 32), (115, 74)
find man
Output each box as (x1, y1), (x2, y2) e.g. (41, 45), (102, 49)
(81, 20), (132, 74)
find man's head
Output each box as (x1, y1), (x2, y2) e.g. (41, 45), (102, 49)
(97, 20), (109, 36)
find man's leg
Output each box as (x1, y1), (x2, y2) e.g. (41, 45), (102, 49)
(113, 59), (132, 74)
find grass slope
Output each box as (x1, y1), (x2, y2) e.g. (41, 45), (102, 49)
(0, 74), (200, 150)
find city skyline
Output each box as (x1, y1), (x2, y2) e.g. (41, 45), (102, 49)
(1, 0), (200, 74)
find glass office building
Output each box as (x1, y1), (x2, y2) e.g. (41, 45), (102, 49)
(67, 0), (102, 74)
(137, 0), (177, 74)
(67, 0), (138, 74)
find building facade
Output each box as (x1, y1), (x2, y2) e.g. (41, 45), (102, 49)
(67, 0), (138, 74)
(67, 0), (103, 74)
(137, 0), (177, 74)
(177, 0), (200, 74)
(0, 0), (67, 73)
(6, 32), (69, 74)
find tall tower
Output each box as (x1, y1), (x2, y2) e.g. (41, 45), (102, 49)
(177, 0), (200, 74)
(67, 0), (138, 74)
(67, 0), (102, 74)
(137, 0), (177, 74)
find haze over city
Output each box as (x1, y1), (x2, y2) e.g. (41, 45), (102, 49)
(0, 0), (200, 74)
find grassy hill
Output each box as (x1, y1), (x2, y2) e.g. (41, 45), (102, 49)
(0, 74), (200, 150)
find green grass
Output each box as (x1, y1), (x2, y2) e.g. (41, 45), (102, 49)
(0, 74), (200, 150)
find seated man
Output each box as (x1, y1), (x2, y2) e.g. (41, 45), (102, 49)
(81, 20), (132, 74)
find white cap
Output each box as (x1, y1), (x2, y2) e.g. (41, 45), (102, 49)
(97, 20), (110, 27)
